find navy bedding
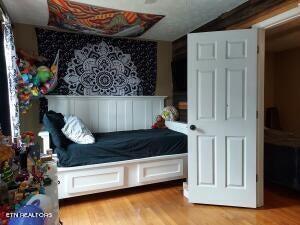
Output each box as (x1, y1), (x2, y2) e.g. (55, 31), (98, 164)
(264, 128), (300, 191)
(56, 129), (187, 167)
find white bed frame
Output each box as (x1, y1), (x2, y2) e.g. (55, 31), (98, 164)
(39, 95), (188, 199)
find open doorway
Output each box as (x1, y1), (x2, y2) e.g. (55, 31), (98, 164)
(264, 16), (300, 191)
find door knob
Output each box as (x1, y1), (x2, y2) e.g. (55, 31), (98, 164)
(190, 125), (196, 130)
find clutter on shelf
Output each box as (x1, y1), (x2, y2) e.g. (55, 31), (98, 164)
(0, 125), (53, 225)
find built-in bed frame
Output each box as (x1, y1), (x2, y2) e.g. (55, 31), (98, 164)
(39, 96), (188, 199)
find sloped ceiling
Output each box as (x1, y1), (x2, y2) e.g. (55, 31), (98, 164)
(2, 0), (247, 41)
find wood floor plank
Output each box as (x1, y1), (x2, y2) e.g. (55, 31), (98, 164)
(60, 181), (300, 225)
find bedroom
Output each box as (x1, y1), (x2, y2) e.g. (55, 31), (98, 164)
(264, 15), (300, 191)
(0, 0), (300, 225)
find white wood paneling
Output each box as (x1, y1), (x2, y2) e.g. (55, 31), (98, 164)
(197, 70), (216, 120)
(226, 69), (246, 120)
(137, 159), (183, 184)
(46, 96), (166, 133)
(74, 99), (99, 132)
(197, 136), (215, 186)
(226, 137), (245, 188)
(67, 167), (125, 194)
(57, 153), (188, 199)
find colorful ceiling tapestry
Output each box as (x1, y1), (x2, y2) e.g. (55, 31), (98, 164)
(47, 0), (164, 37)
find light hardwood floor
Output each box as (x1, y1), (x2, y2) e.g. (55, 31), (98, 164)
(60, 181), (300, 225)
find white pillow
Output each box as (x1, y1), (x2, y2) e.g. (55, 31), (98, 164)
(61, 115), (95, 144)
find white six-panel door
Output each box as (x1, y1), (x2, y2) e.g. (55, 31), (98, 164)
(188, 29), (258, 208)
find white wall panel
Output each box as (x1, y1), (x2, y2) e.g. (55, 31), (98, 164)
(48, 98), (74, 115)
(74, 99), (99, 132)
(46, 96), (166, 133)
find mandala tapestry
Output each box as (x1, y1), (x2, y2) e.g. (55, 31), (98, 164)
(47, 0), (164, 37)
(65, 42), (141, 95)
(36, 28), (157, 96)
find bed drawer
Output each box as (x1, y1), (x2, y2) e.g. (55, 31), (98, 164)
(66, 167), (124, 194)
(137, 159), (184, 184)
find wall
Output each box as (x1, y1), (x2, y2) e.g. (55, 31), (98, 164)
(274, 47), (300, 134)
(264, 52), (275, 109)
(156, 41), (173, 105)
(265, 47), (300, 134)
(13, 23), (173, 134)
(13, 24), (41, 136)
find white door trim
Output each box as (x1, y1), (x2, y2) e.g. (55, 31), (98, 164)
(253, 4), (300, 207)
(256, 29), (265, 207)
(253, 5), (300, 29)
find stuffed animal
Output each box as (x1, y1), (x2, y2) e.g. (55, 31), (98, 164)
(21, 131), (35, 146)
(37, 66), (52, 84)
(162, 106), (179, 121)
(0, 146), (13, 166)
(152, 115), (166, 129)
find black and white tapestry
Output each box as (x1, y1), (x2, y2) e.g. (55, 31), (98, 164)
(36, 28), (157, 96)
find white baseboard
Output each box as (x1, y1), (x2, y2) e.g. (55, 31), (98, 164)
(183, 182), (189, 199)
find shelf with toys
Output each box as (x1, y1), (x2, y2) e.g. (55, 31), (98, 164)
(0, 125), (59, 225)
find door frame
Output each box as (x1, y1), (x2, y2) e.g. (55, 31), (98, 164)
(253, 4), (300, 207)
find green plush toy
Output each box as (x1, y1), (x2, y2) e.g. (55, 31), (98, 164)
(37, 66), (52, 83)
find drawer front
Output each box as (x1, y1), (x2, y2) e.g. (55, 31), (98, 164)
(67, 167), (124, 194)
(137, 159), (184, 184)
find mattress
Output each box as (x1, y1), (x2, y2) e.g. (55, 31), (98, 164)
(56, 129), (187, 167)
(265, 128), (300, 148)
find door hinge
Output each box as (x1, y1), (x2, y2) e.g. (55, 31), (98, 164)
(256, 174), (259, 182)
(257, 46), (259, 54)
(256, 111), (259, 119)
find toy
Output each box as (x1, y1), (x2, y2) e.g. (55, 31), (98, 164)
(31, 76), (40, 87)
(152, 115), (166, 129)
(15, 170), (29, 183)
(21, 132), (35, 146)
(30, 87), (39, 97)
(8, 205), (45, 225)
(37, 66), (52, 83)
(0, 127), (11, 146)
(161, 106), (179, 121)
(0, 176), (9, 205)
(0, 146), (13, 166)
(2, 162), (14, 185)
(26, 194), (52, 214)
(18, 182), (28, 193)
(17, 49), (48, 65)
(20, 74), (32, 84)
(17, 50), (60, 114)
(0, 205), (10, 225)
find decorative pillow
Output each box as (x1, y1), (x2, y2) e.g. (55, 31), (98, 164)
(61, 115), (95, 144)
(43, 111), (73, 148)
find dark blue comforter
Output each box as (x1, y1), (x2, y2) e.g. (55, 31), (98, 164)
(56, 129), (187, 167)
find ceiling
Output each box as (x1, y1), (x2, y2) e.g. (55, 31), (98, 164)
(2, 0), (247, 41)
(266, 17), (300, 52)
